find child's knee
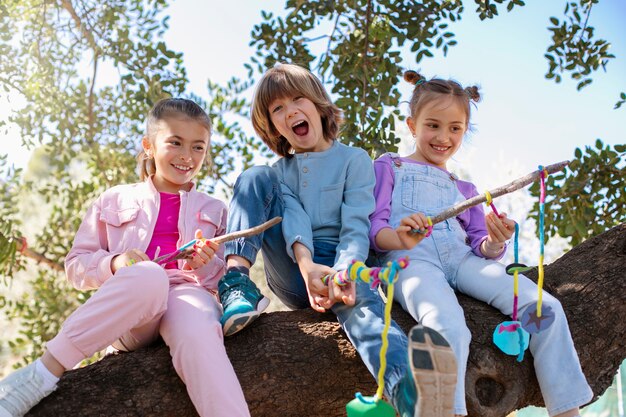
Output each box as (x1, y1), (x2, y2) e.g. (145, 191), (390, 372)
(541, 294), (566, 319)
(237, 165), (278, 189)
(447, 323), (472, 348)
(124, 262), (169, 307)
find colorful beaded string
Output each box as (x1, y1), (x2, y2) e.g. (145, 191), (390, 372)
(518, 166), (555, 334)
(410, 216), (433, 237)
(324, 258), (409, 416)
(484, 190), (500, 217)
(536, 166), (547, 317)
(487, 192), (530, 360)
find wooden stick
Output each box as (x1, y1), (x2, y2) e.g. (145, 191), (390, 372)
(430, 161), (568, 225)
(212, 216), (282, 244)
(153, 216), (282, 264)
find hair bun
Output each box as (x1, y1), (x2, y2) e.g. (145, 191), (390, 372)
(404, 70), (426, 86)
(465, 86), (481, 102)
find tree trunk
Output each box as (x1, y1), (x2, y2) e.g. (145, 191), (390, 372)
(27, 224), (626, 417)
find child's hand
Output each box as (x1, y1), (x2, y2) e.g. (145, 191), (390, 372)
(483, 212), (515, 256)
(186, 229), (219, 270)
(328, 277), (356, 307)
(396, 213), (430, 249)
(111, 249), (150, 273)
(300, 261), (336, 312)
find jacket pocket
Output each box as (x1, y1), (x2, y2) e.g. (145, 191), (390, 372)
(100, 207), (140, 227)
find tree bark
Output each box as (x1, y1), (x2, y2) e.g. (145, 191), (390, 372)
(27, 224), (626, 417)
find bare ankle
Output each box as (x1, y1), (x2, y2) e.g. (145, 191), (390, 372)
(41, 351), (66, 378)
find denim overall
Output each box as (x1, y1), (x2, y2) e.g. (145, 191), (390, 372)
(380, 155), (592, 416)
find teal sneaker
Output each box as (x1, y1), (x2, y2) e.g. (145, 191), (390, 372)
(218, 271), (270, 336)
(392, 325), (457, 417)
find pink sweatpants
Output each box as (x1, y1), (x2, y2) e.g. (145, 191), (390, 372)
(46, 261), (250, 417)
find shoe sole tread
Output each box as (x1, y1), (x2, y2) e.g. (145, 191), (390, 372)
(410, 325), (457, 417)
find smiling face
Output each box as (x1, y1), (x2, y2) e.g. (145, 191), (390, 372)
(268, 95), (331, 154)
(406, 96), (467, 170)
(142, 116), (210, 193)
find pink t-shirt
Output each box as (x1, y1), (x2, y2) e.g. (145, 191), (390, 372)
(145, 192), (181, 269)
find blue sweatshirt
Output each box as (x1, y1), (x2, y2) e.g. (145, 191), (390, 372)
(272, 140), (375, 271)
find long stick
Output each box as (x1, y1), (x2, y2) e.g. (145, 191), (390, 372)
(153, 216), (282, 264)
(430, 161), (568, 225)
(211, 216), (282, 244)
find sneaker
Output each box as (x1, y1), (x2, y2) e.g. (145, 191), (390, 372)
(392, 325), (457, 417)
(218, 271), (270, 337)
(0, 362), (57, 417)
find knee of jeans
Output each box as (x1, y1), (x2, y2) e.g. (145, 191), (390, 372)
(278, 292), (309, 310)
(236, 165), (278, 190)
(440, 321), (472, 351)
(541, 293), (565, 318)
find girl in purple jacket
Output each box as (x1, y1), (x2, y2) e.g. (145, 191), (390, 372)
(0, 98), (250, 417)
(369, 71), (592, 417)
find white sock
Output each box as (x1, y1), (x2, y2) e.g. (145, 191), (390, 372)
(35, 359), (59, 391)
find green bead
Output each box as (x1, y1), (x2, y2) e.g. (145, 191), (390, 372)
(346, 396), (396, 417)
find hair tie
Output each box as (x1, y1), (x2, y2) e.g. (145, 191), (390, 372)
(415, 79), (426, 87)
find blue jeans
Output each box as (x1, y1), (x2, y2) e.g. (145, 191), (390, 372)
(224, 166), (409, 398)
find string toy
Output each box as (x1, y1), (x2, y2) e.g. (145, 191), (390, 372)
(322, 258), (410, 417)
(484, 190), (500, 217)
(153, 238), (197, 266)
(493, 222), (529, 361)
(490, 166), (555, 360)
(410, 216), (433, 237)
(519, 166), (555, 334)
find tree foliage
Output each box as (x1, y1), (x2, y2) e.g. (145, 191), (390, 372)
(249, 0), (619, 157)
(530, 141), (625, 247)
(544, 0), (614, 91)
(0, 0), (622, 365)
(0, 0), (261, 362)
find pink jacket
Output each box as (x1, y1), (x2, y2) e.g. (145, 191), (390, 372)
(65, 178), (227, 291)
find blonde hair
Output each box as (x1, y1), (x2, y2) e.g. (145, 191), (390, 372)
(404, 70), (480, 129)
(137, 98), (212, 181)
(251, 63), (343, 157)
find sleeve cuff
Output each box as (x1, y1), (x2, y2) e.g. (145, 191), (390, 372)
(286, 235), (314, 263)
(97, 254), (117, 285)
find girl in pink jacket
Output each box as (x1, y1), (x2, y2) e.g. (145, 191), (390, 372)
(0, 98), (250, 417)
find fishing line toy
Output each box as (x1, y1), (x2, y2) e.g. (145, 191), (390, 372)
(321, 258), (410, 417)
(519, 166), (555, 334)
(406, 163), (564, 360)
(487, 166), (555, 361)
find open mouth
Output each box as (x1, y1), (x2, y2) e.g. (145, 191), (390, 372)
(292, 120), (309, 136)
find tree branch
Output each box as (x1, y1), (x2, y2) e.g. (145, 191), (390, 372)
(431, 161), (569, 225)
(15, 239), (64, 272)
(59, 0), (99, 52)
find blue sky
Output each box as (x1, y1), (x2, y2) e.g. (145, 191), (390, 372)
(3, 0), (625, 190)
(161, 0), (625, 189)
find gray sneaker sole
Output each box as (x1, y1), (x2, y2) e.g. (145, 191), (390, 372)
(409, 325), (457, 417)
(222, 296), (270, 337)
